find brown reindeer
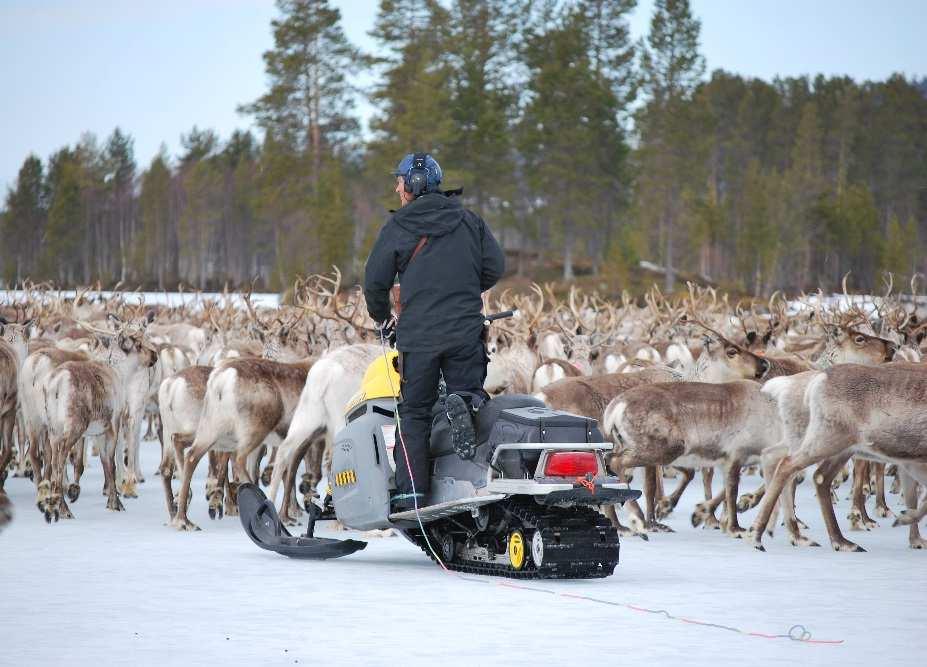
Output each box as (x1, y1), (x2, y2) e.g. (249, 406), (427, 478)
(751, 363), (927, 552)
(605, 380), (784, 538)
(40, 330), (158, 521)
(171, 356), (314, 531)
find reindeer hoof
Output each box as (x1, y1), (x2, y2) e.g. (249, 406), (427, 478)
(736, 494), (753, 512)
(107, 496), (126, 512)
(67, 483), (81, 503)
(650, 521), (674, 533)
(833, 541), (865, 552)
(298, 479), (313, 496)
(789, 535), (820, 548)
(909, 538), (927, 550)
(753, 542), (766, 552)
(654, 498), (673, 520)
(172, 517), (201, 531)
(875, 505), (893, 518)
(260, 465), (273, 487)
(894, 511), (917, 526)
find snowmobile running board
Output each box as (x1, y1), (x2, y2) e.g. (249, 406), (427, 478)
(237, 483), (366, 560)
(388, 494), (506, 524)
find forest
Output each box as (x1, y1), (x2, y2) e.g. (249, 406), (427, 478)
(2, 0), (925, 295)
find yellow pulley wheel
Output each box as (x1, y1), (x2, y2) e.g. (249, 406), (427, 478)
(508, 530), (526, 571)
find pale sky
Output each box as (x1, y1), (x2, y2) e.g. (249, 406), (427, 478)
(1, 0), (924, 193)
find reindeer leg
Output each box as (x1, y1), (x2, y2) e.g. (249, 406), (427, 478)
(231, 433), (269, 518)
(172, 440), (213, 531)
(643, 465), (673, 532)
(281, 438), (315, 526)
(848, 459), (875, 530)
(0, 410), (14, 488)
(101, 426), (124, 513)
(224, 459), (241, 518)
(872, 463), (892, 518)
(898, 473), (926, 549)
(701, 466), (714, 500)
(158, 434), (183, 519)
(209, 453), (230, 520)
(751, 450), (818, 551)
(205, 451), (220, 501)
(260, 445), (276, 487)
(722, 461), (747, 538)
(814, 453), (864, 552)
(601, 504), (648, 541)
(655, 467), (694, 519)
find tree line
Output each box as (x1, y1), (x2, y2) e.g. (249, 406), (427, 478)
(2, 0), (925, 295)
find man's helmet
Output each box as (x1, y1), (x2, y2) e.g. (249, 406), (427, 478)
(393, 153), (442, 198)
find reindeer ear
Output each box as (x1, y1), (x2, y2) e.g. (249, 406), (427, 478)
(762, 330), (773, 345)
(145, 310), (155, 324)
(526, 332), (537, 350)
(917, 331), (926, 345)
(746, 331), (757, 345)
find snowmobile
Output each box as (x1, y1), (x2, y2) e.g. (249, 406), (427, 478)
(238, 312), (640, 579)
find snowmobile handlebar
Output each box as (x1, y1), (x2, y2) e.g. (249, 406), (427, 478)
(483, 310), (517, 325)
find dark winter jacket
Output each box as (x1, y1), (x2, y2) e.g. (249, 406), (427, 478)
(364, 191), (505, 352)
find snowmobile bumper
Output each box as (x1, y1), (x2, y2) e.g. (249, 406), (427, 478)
(536, 484), (641, 507)
(237, 483), (366, 560)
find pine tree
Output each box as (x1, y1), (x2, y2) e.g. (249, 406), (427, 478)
(1, 155), (46, 283)
(637, 0), (705, 290)
(137, 149), (172, 288)
(518, 4), (629, 279)
(366, 0), (454, 201)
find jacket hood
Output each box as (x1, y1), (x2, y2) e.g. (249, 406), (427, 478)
(391, 192), (463, 238)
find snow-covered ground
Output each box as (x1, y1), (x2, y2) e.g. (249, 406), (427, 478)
(1, 442), (924, 667)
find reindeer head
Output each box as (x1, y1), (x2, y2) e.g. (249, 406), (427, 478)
(0, 316), (33, 359)
(698, 333), (770, 382)
(820, 326), (897, 366)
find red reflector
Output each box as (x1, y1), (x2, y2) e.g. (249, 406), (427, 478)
(544, 451), (598, 477)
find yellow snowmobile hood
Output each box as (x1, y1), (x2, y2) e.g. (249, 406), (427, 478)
(345, 350), (401, 413)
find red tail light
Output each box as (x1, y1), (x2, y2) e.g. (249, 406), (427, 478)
(544, 451), (598, 477)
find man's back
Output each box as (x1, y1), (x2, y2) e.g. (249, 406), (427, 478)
(364, 191), (504, 351)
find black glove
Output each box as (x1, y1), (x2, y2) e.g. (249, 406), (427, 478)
(376, 318), (396, 347)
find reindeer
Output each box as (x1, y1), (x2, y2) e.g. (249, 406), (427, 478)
(751, 363), (927, 551)
(39, 327), (158, 521)
(0, 317), (32, 491)
(605, 380), (784, 538)
(267, 343), (383, 524)
(157, 365), (213, 519)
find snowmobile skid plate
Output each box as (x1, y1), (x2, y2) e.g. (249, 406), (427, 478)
(237, 483), (366, 560)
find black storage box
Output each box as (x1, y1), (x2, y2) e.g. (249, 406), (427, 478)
(487, 406), (604, 478)
(488, 406), (603, 446)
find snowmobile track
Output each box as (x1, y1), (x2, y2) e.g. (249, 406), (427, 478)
(407, 501), (620, 579)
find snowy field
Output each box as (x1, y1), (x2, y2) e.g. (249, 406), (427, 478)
(1, 440), (924, 667)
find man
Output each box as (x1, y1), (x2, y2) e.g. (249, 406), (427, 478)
(364, 153), (505, 513)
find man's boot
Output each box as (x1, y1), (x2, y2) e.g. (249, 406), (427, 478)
(390, 492), (425, 514)
(445, 393), (477, 460)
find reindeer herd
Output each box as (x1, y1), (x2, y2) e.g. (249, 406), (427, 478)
(1, 273), (926, 556)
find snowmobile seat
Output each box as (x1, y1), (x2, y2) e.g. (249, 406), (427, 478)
(428, 394), (544, 458)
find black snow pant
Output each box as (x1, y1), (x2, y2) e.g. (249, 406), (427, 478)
(395, 337), (489, 497)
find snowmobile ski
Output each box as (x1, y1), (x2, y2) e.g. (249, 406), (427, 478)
(237, 483), (366, 560)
